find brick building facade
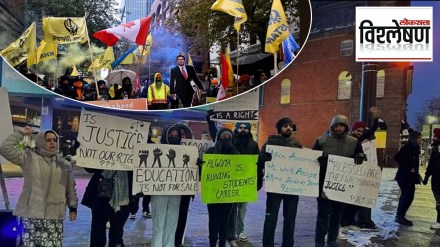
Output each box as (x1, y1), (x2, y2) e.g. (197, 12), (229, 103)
(257, 1), (412, 167)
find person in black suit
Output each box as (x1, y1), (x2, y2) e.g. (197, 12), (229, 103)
(170, 55), (204, 108)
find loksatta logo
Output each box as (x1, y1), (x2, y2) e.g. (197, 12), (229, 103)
(355, 7), (433, 62)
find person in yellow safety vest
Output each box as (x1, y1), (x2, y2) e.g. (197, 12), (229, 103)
(148, 73), (171, 110)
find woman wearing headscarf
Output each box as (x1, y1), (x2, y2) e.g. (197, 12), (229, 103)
(0, 126), (77, 246)
(204, 128), (239, 247)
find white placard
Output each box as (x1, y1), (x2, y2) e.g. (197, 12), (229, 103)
(132, 143), (199, 195)
(212, 88), (259, 112)
(0, 88), (14, 164)
(264, 145), (322, 197)
(323, 155), (382, 208)
(76, 110), (150, 170)
(181, 138), (214, 157)
(362, 139), (378, 165)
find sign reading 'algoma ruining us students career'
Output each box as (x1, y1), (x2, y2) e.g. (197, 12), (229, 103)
(201, 154), (258, 204)
(132, 143), (199, 196)
(264, 145), (322, 197)
(77, 110), (150, 170)
(323, 155), (382, 208)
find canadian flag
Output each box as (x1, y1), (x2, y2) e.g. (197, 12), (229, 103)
(93, 16), (152, 46)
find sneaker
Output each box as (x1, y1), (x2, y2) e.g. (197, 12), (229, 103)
(129, 213), (136, 220)
(106, 221), (111, 229)
(337, 229), (348, 240)
(142, 211), (151, 218)
(345, 225), (362, 231)
(227, 240), (238, 247)
(395, 215), (413, 226)
(238, 232), (248, 242)
(359, 222), (378, 231)
(430, 222), (440, 229)
(325, 241), (338, 247)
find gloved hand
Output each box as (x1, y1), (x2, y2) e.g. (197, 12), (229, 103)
(422, 176), (429, 185)
(354, 153), (367, 165)
(261, 152), (272, 162)
(207, 109), (215, 116)
(317, 154), (328, 166)
(196, 158), (205, 167)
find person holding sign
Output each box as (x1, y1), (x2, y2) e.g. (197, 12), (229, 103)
(423, 128), (440, 229)
(0, 127), (78, 246)
(394, 129), (422, 227)
(257, 117), (303, 247)
(204, 128), (239, 247)
(312, 115), (365, 247)
(151, 125), (183, 247)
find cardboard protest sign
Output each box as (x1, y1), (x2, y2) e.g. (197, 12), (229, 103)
(201, 154), (258, 204)
(181, 138), (214, 157)
(77, 110), (150, 170)
(362, 139), (378, 165)
(0, 88), (14, 164)
(210, 88), (259, 121)
(264, 145), (321, 197)
(132, 144), (199, 195)
(323, 155), (382, 208)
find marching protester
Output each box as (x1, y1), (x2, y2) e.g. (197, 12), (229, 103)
(312, 115), (365, 247)
(341, 106), (381, 231)
(170, 54), (204, 108)
(151, 125), (182, 247)
(257, 117), (303, 247)
(423, 128), (440, 229)
(204, 128), (239, 247)
(394, 129), (422, 226)
(0, 126), (77, 246)
(54, 75), (75, 99)
(72, 76), (86, 101)
(148, 73), (170, 110)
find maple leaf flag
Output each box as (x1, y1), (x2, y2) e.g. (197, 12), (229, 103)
(93, 16), (152, 46)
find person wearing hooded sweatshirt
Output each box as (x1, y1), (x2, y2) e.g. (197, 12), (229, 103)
(148, 73), (171, 110)
(151, 125), (182, 247)
(257, 117), (303, 247)
(312, 115), (365, 247)
(394, 129), (422, 227)
(423, 128), (440, 229)
(204, 128), (239, 247)
(54, 74), (75, 99)
(0, 126), (77, 246)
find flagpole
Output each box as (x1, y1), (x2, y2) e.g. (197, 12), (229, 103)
(83, 17), (100, 99)
(34, 22), (39, 86)
(136, 28), (150, 96)
(148, 52), (151, 87)
(235, 31), (240, 96)
(274, 52), (278, 75)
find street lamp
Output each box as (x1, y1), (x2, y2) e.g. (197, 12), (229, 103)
(427, 115), (438, 144)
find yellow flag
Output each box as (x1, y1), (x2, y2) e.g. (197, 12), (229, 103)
(42, 17), (87, 44)
(88, 46), (115, 71)
(121, 53), (135, 64)
(265, 0), (290, 53)
(187, 53), (193, 66)
(211, 0), (247, 31)
(1, 22), (36, 67)
(27, 40), (58, 67)
(225, 48), (234, 87)
(71, 65), (79, 76)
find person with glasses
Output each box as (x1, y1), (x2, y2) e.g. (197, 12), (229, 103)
(257, 118), (303, 247)
(0, 126), (77, 246)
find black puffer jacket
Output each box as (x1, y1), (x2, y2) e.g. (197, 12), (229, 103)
(426, 141), (440, 179)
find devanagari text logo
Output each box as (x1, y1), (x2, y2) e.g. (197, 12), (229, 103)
(356, 7), (433, 62)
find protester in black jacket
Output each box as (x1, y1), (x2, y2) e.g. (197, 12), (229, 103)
(394, 129), (422, 226)
(423, 128), (440, 229)
(257, 117), (303, 247)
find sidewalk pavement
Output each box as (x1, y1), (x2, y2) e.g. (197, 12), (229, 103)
(1, 166), (440, 246)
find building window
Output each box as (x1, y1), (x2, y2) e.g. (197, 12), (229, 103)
(377, 69), (385, 98)
(338, 71), (352, 100)
(340, 40), (353, 56)
(280, 79), (291, 104)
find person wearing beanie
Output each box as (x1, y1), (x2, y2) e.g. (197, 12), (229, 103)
(148, 73), (171, 110)
(423, 128), (440, 229)
(225, 122), (260, 245)
(312, 115), (365, 247)
(394, 129), (422, 226)
(53, 74), (76, 99)
(203, 128), (239, 247)
(0, 126), (77, 246)
(257, 117), (302, 247)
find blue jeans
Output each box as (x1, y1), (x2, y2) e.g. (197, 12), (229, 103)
(315, 198), (345, 245)
(226, 202), (248, 239)
(262, 193), (299, 247)
(151, 195), (181, 247)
